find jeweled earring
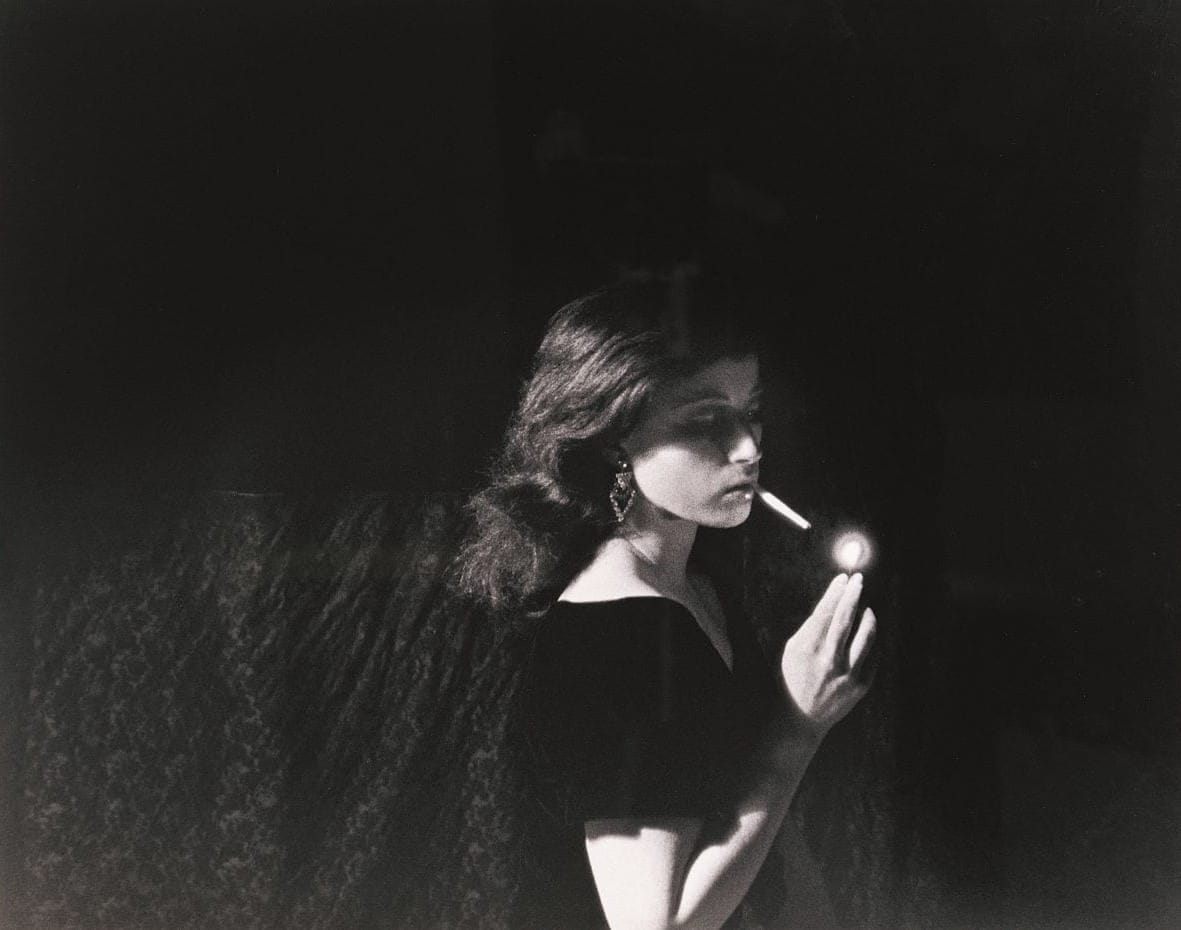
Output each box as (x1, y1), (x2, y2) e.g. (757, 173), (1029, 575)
(609, 460), (636, 523)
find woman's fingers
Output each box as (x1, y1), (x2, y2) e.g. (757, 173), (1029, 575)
(847, 606), (877, 676)
(798, 573), (849, 640)
(822, 572), (863, 660)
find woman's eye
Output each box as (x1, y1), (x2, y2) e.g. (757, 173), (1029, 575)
(686, 409), (723, 426)
(681, 407), (761, 435)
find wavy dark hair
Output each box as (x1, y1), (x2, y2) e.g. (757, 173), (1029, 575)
(452, 275), (762, 617)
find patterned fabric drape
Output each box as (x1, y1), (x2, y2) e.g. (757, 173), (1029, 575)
(3, 490), (919, 929)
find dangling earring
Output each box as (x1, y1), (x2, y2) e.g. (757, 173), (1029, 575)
(609, 460), (636, 523)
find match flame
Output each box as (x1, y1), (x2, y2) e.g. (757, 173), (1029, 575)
(833, 531), (872, 571)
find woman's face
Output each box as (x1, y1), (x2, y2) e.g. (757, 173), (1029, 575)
(621, 354), (763, 529)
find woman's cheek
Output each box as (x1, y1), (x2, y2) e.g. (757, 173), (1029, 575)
(633, 451), (712, 512)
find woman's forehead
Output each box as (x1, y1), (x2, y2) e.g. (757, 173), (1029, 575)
(662, 355), (761, 405)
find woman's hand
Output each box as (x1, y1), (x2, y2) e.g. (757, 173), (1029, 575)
(777, 573), (876, 739)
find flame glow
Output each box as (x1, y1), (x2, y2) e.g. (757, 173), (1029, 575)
(833, 531), (872, 571)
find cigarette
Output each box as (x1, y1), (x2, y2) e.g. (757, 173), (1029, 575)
(753, 485), (811, 530)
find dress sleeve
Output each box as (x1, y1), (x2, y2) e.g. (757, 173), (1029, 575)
(520, 598), (746, 823)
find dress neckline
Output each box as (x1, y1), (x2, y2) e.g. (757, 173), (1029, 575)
(550, 595), (736, 673)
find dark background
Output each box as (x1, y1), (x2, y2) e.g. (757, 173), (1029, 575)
(2, 0), (1179, 926)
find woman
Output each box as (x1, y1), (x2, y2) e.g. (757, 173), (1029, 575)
(454, 277), (877, 929)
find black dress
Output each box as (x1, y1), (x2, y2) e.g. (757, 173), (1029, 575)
(514, 595), (787, 929)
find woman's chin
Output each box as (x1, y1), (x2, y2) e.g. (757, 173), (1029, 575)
(702, 499), (754, 529)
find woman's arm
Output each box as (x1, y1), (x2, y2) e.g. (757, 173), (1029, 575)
(584, 574), (876, 930)
(585, 716), (819, 930)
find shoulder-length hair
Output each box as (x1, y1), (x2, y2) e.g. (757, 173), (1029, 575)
(452, 274), (761, 617)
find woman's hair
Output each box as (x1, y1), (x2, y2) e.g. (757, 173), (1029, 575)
(452, 274), (761, 617)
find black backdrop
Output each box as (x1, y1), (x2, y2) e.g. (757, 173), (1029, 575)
(2, 1), (1179, 927)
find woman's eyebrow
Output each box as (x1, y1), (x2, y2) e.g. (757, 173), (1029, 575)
(673, 386), (727, 406)
(673, 384), (763, 408)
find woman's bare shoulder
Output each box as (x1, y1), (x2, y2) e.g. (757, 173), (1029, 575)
(558, 556), (662, 603)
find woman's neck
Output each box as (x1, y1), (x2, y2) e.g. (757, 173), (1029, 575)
(615, 504), (698, 592)
(557, 502), (701, 605)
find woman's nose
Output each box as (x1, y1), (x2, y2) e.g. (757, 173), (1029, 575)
(728, 419), (762, 464)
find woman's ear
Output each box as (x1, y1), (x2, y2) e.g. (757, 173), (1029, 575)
(600, 444), (628, 468)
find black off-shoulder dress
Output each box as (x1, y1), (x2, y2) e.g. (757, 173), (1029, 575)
(513, 595), (789, 929)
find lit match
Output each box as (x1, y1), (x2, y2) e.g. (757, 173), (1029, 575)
(832, 531), (872, 572)
(753, 485), (811, 530)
